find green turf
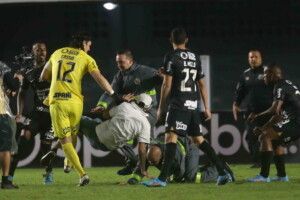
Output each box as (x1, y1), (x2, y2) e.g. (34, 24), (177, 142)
(1, 164), (300, 200)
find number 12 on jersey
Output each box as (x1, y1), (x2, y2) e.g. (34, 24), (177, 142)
(56, 60), (75, 83)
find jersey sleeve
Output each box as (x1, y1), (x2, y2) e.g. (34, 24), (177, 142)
(163, 53), (174, 76)
(86, 57), (99, 73)
(274, 82), (286, 101)
(234, 74), (248, 105)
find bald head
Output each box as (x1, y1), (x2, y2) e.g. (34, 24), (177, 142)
(147, 146), (162, 166)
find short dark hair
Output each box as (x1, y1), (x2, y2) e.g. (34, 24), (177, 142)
(267, 62), (281, 71)
(32, 41), (46, 50)
(70, 32), (91, 49)
(171, 27), (187, 45)
(116, 49), (133, 60)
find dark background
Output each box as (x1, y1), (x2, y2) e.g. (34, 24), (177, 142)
(1, 0), (300, 112)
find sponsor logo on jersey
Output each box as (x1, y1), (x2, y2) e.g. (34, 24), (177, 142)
(53, 92), (72, 99)
(180, 52), (196, 61)
(184, 100), (197, 110)
(176, 121), (187, 130)
(166, 61), (172, 73)
(62, 126), (71, 135)
(134, 78), (141, 85)
(274, 118), (290, 128)
(258, 74), (264, 80)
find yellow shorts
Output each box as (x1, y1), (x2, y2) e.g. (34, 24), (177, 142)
(50, 103), (83, 138)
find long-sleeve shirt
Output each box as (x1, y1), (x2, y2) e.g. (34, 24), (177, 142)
(97, 63), (161, 109)
(234, 65), (273, 113)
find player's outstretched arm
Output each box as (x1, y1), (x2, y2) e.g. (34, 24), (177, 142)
(90, 70), (114, 95)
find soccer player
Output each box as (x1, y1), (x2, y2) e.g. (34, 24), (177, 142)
(142, 27), (232, 187)
(40, 32), (115, 186)
(10, 42), (55, 184)
(246, 63), (300, 182)
(232, 50), (273, 168)
(0, 61), (22, 189)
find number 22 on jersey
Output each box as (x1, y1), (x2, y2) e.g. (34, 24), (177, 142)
(181, 68), (197, 92)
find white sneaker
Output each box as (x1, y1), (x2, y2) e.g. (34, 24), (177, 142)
(78, 175), (90, 186)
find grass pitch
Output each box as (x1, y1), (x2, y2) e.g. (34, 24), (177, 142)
(1, 164), (300, 200)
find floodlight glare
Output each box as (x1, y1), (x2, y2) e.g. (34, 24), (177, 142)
(103, 2), (118, 10)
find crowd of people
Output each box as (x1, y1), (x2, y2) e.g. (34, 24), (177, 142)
(1, 27), (299, 189)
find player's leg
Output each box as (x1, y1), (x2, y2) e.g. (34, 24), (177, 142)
(8, 129), (32, 182)
(245, 119), (261, 168)
(50, 103), (88, 186)
(39, 112), (55, 184)
(189, 111), (232, 185)
(271, 141), (288, 181)
(142, 109), (182, 187)
(0, 114), (18, 189)
(246, 128), (278, 182)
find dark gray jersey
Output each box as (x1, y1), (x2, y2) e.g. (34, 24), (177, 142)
(163, 49), (204, 111)
(274, 79), (300, 125)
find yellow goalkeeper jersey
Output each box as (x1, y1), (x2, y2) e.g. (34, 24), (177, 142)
(47, 47), (98, 104)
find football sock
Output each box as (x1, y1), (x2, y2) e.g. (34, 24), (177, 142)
(41, 142), (52, 172)
(273, 154), (286, 177)
(260, 151), (273, 178)
(199, 140), (226, 176)
(62, 143), (85, 177)
(158, 143), (177, 182)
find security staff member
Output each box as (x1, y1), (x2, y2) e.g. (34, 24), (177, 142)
(232, 50), (273, 168)
(92, 49), (162, 175)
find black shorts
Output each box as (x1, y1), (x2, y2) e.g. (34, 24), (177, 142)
(23, 110), (53, 141)
(165, 108), (203, 137)
(273, 119), (300, 145)
(0, 114), (13, 151)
